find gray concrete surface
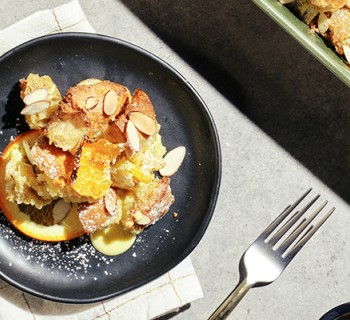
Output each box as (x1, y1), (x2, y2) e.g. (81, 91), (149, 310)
(1, 1), (350, 319)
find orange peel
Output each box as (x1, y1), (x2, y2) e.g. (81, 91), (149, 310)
(0, 130), (85, 241)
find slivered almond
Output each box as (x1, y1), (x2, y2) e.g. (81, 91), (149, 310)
(77, 78), (102, 86)
(21, 100), (51, 115)
(104, 189), (118, 216)
(22, 140), (34, 165)
(133, 210), (151, 225)
(344, 45), (350, 63)
(318, 12), (329, 34)
(126, 120), (140, 152)
(23, 88), (49, 105)
(129, 111), (156, 135)
(103, 90), (119, 115)
(159, 146), (186, 176)
(52, 199), (71, 224)
(86, 96), (99, 110)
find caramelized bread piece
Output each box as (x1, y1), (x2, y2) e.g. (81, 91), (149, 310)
(101, 122), (127, 144)
(78, 188), (122, 233)
(326, 8), (350, 55)
(61, 80), (131, 136)
(291, 0), (320, 24)
(310, 0), (347, 11)
(45, 110), (89, 153)
(19, 73), (61, 129)
(125, 89), (156, 119)
(122, 177), (175, 234)
(114, 89), (159, 157)
(30, 136), (74, 187)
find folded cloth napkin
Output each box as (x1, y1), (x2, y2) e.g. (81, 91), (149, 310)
(0, 0), (94, 55)
(0, 1), (203, 319)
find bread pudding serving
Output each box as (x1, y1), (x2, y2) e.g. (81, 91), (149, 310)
(280, 0), (350, 64)
(0, 74), (186, 255)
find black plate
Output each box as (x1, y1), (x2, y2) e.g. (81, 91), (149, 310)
(0, 33), (221, 303)
(320, 303), (350, 320)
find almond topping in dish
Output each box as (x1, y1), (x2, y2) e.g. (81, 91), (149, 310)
(85, 96), (99, 110)
(77, 78), (102, 86)
(103, 90), (119, 115)
(343, 45), (350, 63)
(159, 146), (186, 177)
(23, 88), (49, 105)
(126, 120), (140, 152)
(52, 199), (72, 224)
(133, 210), (151, 225)
(318, 12), (329, 34)
(21, 100), (51, 115)
(278, 0), (295, 3)
(22, 140), (34, 165)
(129, 111), (157, 135)
(104, 188), (118, 216)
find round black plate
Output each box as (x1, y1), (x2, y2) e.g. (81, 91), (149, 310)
(0, 33), (221, 303)
(320, 303), (350, 320)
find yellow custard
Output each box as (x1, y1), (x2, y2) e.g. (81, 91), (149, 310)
(90, 223), (136, 256)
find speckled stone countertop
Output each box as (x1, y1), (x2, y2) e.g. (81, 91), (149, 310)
(1, 1), (350, 319)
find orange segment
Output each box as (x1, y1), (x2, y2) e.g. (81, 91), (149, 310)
(0, 131), (85, 241)
(71, 139), (122, 200)
(128, 162), (154, 183)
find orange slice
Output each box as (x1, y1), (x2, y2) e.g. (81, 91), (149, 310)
(0, 130), (85, 241)
(71, 139), (122, 200)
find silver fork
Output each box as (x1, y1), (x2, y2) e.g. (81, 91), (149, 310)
(209, 188), (335, 320)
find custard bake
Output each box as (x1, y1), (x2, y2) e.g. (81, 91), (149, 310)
(280, 0), (350, 63)
(0, 74), (186, 255)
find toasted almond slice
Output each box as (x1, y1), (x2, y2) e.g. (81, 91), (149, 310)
(103, 90), (119, 115)
(344, 45), (350, 63)
(159, 146), (186, 176)
(21, 100), (51, 115)
(127, 89), (156, 119)
(86, 96), (99, 110)
(23, 88), (49, 105)
(22, 140), (34, 165)
(126, 120), (140, 152)
(104, 188), (118, 216)
(318, 12), (329, 34)
(77, 78), (102, 86)
(129, 111), (156, 135)
(133, 210), (151, 225)
(52, 199), (72, 224)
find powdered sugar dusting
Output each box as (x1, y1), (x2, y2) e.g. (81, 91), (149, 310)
(0, 213), (120, 281)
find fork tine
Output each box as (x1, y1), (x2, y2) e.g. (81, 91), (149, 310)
(278, 201), (329, 254)
(259, 188), (312, 239)
(267, 194), (320, 246)
(284, 207), (335, 261)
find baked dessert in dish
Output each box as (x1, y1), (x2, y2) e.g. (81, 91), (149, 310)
(280, 0), (350, 63)
(0, 74), (186, 255)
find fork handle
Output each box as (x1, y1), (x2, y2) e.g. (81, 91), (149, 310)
(208, 278), (252, 320)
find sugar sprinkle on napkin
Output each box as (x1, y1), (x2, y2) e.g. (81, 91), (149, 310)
(0, 1), (203, 319)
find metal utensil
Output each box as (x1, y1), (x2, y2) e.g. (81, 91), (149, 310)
(209, 189), (335, 320)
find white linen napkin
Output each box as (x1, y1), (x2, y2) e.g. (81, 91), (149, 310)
(0, 0), (95, 54)
(0, 1), (203, 319)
